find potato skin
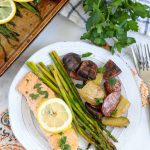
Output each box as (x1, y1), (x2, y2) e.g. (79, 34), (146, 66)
(79, 81), (105, 105)
(101, 117), (130, 127)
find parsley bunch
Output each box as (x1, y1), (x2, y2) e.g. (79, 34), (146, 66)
(81, 0), (150, 53)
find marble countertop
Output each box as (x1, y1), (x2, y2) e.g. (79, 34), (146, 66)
(0, 14), (150, 150)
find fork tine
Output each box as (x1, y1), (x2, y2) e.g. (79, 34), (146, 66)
(136, 44), (143, 70)
(131, 47), (140, 73)
(146, 44), (150, 62)
(140, 43), (146, 70)
(144, 44), (149, 70)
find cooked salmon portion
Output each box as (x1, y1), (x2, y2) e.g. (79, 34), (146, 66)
(17, 72), (78, 150)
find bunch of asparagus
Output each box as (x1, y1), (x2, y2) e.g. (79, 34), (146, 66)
(26, 51), (117, 150)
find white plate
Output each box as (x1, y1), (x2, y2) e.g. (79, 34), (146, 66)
(9, 41), (142, 150)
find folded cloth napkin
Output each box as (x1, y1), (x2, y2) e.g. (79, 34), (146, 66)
(60, 0), (150, 36)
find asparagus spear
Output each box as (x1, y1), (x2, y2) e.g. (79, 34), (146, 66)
(0, 25), (19, 41)
(19, 2), (40, 17)
(26, 62), (60, 95)
(36, 62), (56, 85)
(0, 41), (7, 62)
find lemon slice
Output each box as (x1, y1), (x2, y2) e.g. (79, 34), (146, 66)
(0, 0), (16, 24)
(37, 98), (72, 133)
(13, 0), (33, 2)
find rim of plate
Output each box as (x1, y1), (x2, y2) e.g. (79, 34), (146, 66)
(9, 41), (142, 150)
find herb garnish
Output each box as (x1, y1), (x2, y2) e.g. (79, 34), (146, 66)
(109, 78), (117, 86)
(29, 93), (39, 100)
(81, 0), (150, 53)
(34, 83), (49, 99)
(98, 66), (105, 73)
(95, 98), (103, 105)
(111, 109), (117, 116)
(34, 83), (42, 89)
(75, 83), (84, 89)
(59, 136), (71, 150)
(77, 148), (83, 150)
(81, 52), (92, 58)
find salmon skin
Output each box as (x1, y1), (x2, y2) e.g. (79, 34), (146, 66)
(17, 72), (78, 150)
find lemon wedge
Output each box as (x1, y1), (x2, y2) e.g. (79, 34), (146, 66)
(0, 0), (16, 24)
(13, 0), (33, 2)
(37, 98), (72, 133)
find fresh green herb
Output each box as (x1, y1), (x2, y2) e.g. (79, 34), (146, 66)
(81, 0), (150, 53)
(98, 66), (105, 73)
(59, 136), (71, 150)
(37, 88), (48, 98)
(81, 52), (92, 58)
(109, 78), (117, 86)
(77, 148), (83, 150)
(95, 98), (103, 105)
(75, 83), (84, 89)
(59, 136), (67, 146)
(63, 144), (71, 150)
(0, 25), (19, 41)
(29, 93), (39, 100)
(34, 83), (42, 89)
(34, 83), (49, 98)
(111, 109), (117, 116)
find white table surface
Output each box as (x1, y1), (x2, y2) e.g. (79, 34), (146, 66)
(0, 14), (150, 150)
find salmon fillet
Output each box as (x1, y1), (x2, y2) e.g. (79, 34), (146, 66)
(17, 72), (78, 150)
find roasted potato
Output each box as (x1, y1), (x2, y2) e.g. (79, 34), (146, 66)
(101, 117), (130, 127)
(92, 73), (103, 85)
(79, 81), (105, 105)
(112, 95), (130, 117)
